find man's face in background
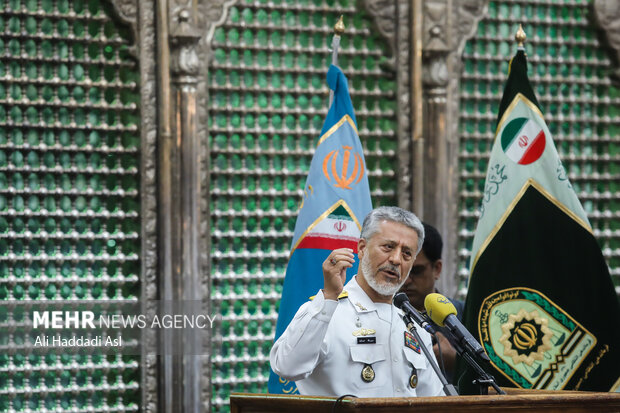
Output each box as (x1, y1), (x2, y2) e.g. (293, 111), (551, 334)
(399, 249), (441, 310)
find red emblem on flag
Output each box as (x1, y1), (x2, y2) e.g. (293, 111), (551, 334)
(334, 221), (347, 232)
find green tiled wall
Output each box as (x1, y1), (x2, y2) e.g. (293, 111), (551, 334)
(0, 0), (141, 411)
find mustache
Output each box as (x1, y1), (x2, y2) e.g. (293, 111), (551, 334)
(378, 264), (401, 278)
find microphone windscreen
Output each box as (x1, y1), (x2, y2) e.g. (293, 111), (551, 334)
(393, 292), (409, 309)
(424, 293), (457, 327)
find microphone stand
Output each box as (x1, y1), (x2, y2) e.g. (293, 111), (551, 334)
(402, 314), (459, 396)
(445, 331), (505, 395)
(459, 349), (505, 395)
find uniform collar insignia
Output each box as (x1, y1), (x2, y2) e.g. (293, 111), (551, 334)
(346, 276), (376, 313)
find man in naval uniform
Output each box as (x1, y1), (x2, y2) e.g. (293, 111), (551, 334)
(270, 206), (445, 397)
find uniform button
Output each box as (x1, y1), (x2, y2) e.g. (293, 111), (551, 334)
(396, 388), (402, 392)
(321, 311), (326, 315)
(392, 357), (398, 362)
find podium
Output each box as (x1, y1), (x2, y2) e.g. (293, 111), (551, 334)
(230, 389), (620, 413)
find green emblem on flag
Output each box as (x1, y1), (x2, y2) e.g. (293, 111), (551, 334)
(479, 288), (597, 390)
(500, 117), (546, 165)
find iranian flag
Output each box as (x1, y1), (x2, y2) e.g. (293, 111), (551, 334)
(501, 117), (546, 165)
(296, 205), (360, 252)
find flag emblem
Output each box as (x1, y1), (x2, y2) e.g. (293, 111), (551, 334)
(500, 117), (546, 165)
(499, 308), (553, 366)
(322, 145), (366, 190)
(479, 288), (596, 390)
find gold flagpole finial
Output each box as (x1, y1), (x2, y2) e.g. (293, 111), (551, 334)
(334, 15), (345, 35)
(328, 16), (345, 105)
(515, 24), (526, 47)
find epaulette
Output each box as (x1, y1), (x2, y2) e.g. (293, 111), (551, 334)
(309, 290), (349, 301)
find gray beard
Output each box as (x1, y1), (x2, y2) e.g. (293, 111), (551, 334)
(360, 253), (408, 297)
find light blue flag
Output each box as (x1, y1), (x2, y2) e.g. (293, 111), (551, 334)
(268, 65), (373, 394)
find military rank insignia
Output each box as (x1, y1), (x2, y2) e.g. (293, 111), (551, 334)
(404, 331), (421, 353)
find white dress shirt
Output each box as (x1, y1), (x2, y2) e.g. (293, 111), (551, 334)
(270, 276), (445, 397)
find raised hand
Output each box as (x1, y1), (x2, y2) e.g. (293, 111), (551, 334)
(322, 248), (355, 300)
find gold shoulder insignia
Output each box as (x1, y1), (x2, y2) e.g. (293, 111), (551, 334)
(308, 290), (348, 301)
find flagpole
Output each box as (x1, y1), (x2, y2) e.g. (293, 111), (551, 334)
(515, 24), (526, 50)
(328, 16), (345, 106)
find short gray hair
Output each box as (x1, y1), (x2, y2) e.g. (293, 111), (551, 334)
(360, 206), (425, 254)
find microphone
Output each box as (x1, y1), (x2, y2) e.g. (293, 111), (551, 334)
(393, 292), (436, 335)
(424, 293), (489, 362)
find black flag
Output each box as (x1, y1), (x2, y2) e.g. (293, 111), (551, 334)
(459, 49), (620, 393)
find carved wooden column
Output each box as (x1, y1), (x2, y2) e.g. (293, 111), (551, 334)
(419, 0), (489, 295)
(410, 0), (424, 215)
(157, 0), (205, 412)
(419, 0), (456, 294)
(108, 0), (161, 411)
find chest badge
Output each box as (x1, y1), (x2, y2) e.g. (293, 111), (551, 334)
(361, 364), (375, 382)
(404, 331), (421, 354)
(352, 328), (376, 337)
(409, 368), (418, 388)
